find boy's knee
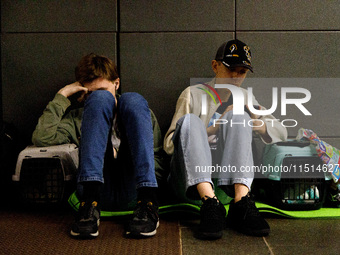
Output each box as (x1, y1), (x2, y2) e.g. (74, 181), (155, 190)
(177, 113), (205, 134)
(223, 110), (251, 122)
(84, 90), (115, 118)
(180, 113), (201, 125)
(119, 92), (148, 114)
(87, 90), (115, 104)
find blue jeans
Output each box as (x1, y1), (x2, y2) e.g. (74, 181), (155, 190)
(77, 90), (157, 210)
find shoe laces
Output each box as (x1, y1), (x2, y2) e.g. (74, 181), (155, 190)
(134, 200), (156, 219)
(79, 201), (98, 221)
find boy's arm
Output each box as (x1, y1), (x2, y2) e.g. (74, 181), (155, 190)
(246, 93), (288, 144)
(32, 82), (87, 147)
(32, 94), (83, 147)
(249, 107), (287, 144)
(258, 114), (288, 144)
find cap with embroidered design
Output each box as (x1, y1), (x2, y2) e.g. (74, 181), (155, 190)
(215, 39), (253, 72)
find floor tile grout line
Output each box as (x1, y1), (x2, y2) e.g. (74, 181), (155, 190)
(179, 221), (183, 255)
(263, 237), (275, 255)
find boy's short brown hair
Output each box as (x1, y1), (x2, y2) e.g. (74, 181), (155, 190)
(75, 53), (119, 84)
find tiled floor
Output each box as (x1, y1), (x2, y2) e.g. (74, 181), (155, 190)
(1, 205), (339, 254)
(179, 218), (340, 255)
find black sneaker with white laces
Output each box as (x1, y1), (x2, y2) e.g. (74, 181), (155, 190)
(70, 201), (100, 238)
(226, 195), (270, 236)
(125, 200), (159, 238)
(196, 196), (226, 240)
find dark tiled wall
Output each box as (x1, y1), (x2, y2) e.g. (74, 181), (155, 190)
(2, 0), (340, 146)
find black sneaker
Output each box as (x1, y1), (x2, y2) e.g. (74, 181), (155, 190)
(70, 201), (100, 238)
(196, 196), (226, 240)
(125, 200), (159, 238)
(226, 195), (270, 236)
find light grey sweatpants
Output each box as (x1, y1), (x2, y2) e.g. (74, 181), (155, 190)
(168, 111), (254, 204)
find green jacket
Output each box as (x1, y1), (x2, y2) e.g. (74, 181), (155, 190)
(32, 93), (168, 183)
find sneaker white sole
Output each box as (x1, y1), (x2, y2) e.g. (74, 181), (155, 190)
(70, 230), (99, 237)
(126, 220), (160, 237)
(70, 219), (100, 237)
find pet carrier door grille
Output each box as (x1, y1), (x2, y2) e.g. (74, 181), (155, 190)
(279, 156), (326, 209)
(20, 158), (65, 204)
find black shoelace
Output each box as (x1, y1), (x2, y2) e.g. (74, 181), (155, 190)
(134, 201), (155, 219)
(79, 202), (98, 221)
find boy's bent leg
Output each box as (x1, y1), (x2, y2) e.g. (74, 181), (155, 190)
(78, 90), (116, 184)
(71, 90), (115, 239)
(117, 92), (159, 238)
(169, 114), (226, 240)
(216, 111), (270, 236)
(169, 114), (214, 202)
(216, 110), (254, 192)
(118, 92), (157, 190)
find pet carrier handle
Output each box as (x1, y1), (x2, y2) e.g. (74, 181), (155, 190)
(276, 141), (311, 148)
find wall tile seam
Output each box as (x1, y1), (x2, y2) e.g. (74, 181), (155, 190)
(3, 29), (340, 33)
(118, 30), (236, 34)
(236, 30), (340, 33)
(4, 30), (340, 34)
(1, 31), (118, 35)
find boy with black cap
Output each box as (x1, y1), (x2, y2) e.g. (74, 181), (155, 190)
(164, 39), (287, 239)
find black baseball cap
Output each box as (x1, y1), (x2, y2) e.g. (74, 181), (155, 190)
(215, 39), (253, 72)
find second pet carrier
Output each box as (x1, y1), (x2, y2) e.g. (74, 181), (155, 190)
(261, 140), (331, 210)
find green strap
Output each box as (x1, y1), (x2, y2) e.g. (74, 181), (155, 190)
(68, 192), (340, 218)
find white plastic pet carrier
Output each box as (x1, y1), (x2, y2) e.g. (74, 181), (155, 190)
(12, 144), (78, 204)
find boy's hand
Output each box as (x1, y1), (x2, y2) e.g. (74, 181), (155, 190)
(58, 82), (88, 101)
(246, 105), (272, 143)
(207, 105), (233, 136)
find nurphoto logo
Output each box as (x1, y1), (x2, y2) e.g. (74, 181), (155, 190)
(199, 83), (312, 128)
